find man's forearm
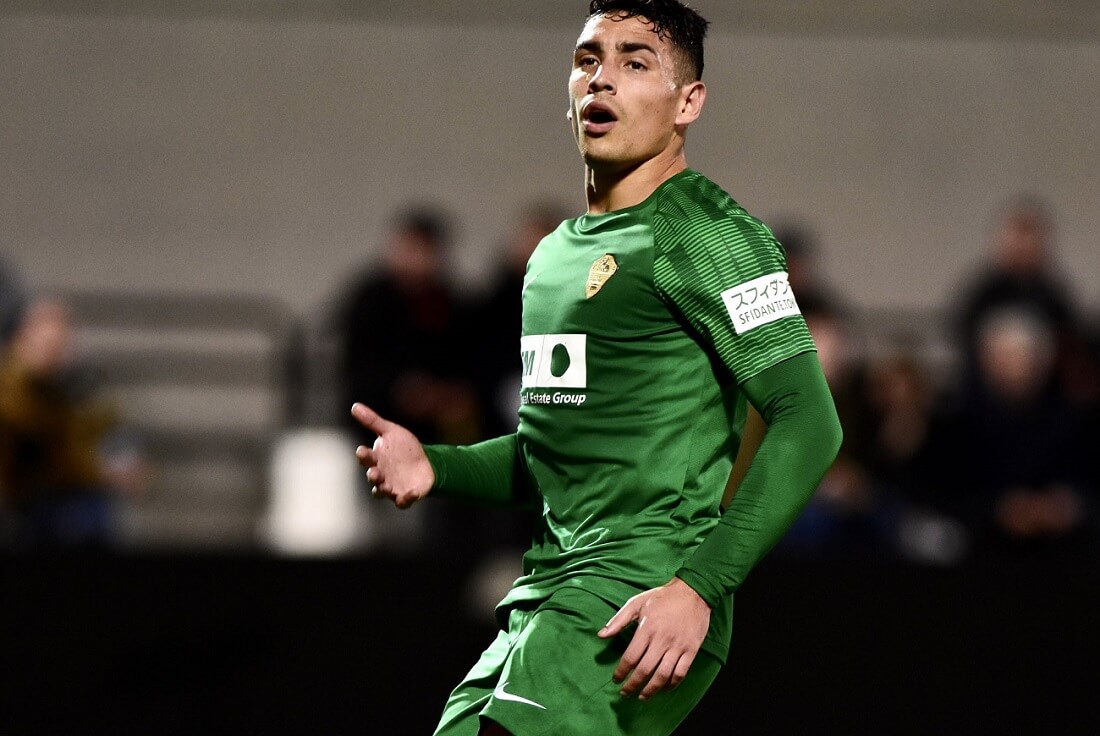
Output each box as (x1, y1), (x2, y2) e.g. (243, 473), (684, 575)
(676, 352), (842, 607)
(422, 434), (531, 507)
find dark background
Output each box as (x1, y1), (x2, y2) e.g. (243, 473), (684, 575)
(4, 553), (1098, 736)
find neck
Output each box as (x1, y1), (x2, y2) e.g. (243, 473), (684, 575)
(584, 148), (688, 214)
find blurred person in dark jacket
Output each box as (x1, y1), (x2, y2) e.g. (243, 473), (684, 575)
(334, 206), (479, 450)
(444, 202), (569, 581)
(775, 304), (889, 557)
(0, 297), (142, 548)
(333, 206), (479, 553)
(952, 195), (1087, 400)
(468, 201), (569, 440)
(771, 220), (845, 319)
(0, 255), (27, 349)
(943, 307), (1094, 559)
(862, 346), (968, 563)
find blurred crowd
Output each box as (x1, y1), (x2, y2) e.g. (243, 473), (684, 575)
(772, 195), (1099, 564)
(328, 193), (1100, 569)
(328, 202), (569, 565)
(1, 193), (1096, 568)
(0, 264), (147, 550)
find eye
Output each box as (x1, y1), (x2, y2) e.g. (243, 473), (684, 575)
(578, 56), (598, 69)
(627, 60), (647, 71)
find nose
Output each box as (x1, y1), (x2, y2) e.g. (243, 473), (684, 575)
(587, 63), (615, 94)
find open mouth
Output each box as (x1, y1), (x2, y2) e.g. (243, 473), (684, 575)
(581, 101), (618, 134)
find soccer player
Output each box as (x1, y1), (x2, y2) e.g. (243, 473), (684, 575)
(352, 1), (843, 733)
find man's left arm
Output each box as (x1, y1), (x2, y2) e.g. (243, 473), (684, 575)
(599, 351), (841, 698)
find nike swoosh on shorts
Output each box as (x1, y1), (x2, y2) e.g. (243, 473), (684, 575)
(493, 681), (547, 710)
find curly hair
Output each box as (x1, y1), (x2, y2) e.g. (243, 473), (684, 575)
(587, 0), (709, 82)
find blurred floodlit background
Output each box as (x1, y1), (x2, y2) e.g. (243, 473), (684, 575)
(1, 2), (1098, 734)
(2, 0), (1096, 555)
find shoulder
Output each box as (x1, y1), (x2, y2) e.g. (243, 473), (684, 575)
(651, 171), (781, 259)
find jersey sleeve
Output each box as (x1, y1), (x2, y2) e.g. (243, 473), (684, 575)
(652, 193), (816, 384)
(676, 352), (842, 604)
(423, 433), (538, 509)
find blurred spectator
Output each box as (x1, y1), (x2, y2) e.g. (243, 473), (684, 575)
(776, 303), (894, 558)
(0, 255), (27, 349)
(862, 345), (968, 564)
(1085, 322), (1100, 498)
(863, 347), (939, 504)
(0, 297), (145, 548)
(331, 205), (479, 553)
(952, 195), (1088, 401)
(468, 200), (569, 439)
(333, 205), (479, 449)
(447, 201), (569, 571)
(940, 308), (1094, 560)
(772, 219), (845, 317)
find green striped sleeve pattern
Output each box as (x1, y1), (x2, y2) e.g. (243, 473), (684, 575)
(652, 173), (816, 384)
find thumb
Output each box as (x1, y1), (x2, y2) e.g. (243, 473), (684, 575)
(351, 403), (392, 435)
(598, 597), (640, 638)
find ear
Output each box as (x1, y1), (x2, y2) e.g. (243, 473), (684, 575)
(674, 81), (706, 126)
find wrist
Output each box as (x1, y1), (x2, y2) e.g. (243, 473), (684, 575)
(421, 444), (446, 491)
(672, 575), (713, 611)
(674, 570), (721, 610)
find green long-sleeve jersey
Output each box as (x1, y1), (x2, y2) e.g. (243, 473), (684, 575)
(427, 169), (836, 663)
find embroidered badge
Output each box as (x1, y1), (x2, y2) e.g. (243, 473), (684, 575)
(585, 254), (618, 299)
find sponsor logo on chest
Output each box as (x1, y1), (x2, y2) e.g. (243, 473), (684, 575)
(520, 333), (588, 407)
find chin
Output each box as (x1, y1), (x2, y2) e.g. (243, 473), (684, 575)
(580, 144), (631, 170)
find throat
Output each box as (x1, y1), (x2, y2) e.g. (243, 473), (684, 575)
(584, 155), (688, 214)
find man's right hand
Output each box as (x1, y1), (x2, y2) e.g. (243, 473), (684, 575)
(351, 403), (435, 509)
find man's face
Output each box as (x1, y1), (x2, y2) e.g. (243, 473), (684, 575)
(568, 14), (695, 172)
(994, 212), (1046, 276)
(386, 230), (442, 286)
(979, 319), (1051, 403)
(14, 300), (73, 377)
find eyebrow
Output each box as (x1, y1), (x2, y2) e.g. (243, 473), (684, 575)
(575, 40), (659, 57)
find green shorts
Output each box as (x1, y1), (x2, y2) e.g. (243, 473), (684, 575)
(432, 586), (721, 736)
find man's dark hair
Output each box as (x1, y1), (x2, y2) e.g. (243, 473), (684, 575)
(588, 0), (709, 82)
(394, 206), (452, 251)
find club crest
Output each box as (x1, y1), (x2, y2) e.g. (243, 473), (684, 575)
(585, 254), (618, 299)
